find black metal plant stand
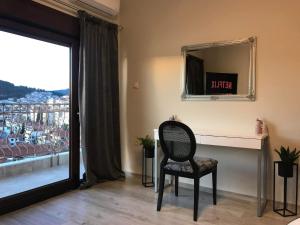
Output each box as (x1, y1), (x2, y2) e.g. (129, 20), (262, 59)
(142, 148), (154, 187)
(273, 161), (298, 217)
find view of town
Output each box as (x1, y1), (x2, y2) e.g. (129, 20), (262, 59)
(0, 30), (71, 167)
(0, 89), (70, 164)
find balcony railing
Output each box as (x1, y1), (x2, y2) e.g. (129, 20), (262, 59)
(0, 103), (69, 164)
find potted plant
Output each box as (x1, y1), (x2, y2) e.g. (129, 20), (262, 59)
(275, 146), (300, 177)
(137, 135), (155, 158)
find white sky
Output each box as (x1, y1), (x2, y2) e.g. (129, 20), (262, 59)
(0, 31), (70, 91)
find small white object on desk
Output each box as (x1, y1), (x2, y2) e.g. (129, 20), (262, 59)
(256, 118), (263, 135)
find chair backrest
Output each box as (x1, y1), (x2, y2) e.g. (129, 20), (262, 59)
(158, 120), (196, 162)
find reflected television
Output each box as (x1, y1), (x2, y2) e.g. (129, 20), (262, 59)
(205, 72), (238, 95)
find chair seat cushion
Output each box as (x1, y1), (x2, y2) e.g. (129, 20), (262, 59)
(164, 156), (218, 174)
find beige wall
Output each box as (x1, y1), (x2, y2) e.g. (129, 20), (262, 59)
(119, 0), (300, 200)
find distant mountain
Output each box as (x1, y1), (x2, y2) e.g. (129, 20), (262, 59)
(51, 89), (69, 96)
(0, 80), (45, 100)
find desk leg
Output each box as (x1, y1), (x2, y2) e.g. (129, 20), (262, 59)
(257, 139), (268, 217)
(257, 149), (262, 217)
(263, 141), (268, 210)
(154, 138), (158, 193)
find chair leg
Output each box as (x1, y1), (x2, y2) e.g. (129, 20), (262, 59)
(157, 169), (165, 211)
(194, 178), (199, 221)
(212, 168), (217, 205)
(175, 175), (178, 197)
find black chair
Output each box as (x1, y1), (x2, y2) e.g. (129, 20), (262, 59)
(156, 120), (218, 221)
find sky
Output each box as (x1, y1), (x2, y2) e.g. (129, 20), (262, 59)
(0, 31), (70, 91)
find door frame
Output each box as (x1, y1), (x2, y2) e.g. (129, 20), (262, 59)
(0, 0), (80, 214)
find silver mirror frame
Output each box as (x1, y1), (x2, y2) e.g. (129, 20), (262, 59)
(181, 37), (257, 101)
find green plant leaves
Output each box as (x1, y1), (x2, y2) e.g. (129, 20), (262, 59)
(275, 146), (300, 164)
(137, 135), (154, 150)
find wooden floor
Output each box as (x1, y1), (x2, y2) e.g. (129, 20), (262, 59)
(0, 174), (297, 225)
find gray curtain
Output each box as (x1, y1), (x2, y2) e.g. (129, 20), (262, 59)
(186, 55), (204, 95)
(78, 11), (124, 187)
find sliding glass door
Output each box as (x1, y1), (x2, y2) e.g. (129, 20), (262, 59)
(0, 30), (72, 197)
(0, 0), (80, 214)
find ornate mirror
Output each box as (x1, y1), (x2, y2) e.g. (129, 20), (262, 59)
(181, 37), (256, 101)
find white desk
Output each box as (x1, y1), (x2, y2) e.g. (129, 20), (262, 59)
(153, 129), (268, 217)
